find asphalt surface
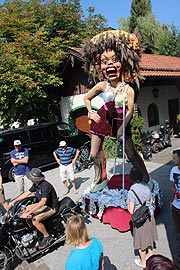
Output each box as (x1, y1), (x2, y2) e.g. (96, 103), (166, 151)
(2, 136), (180, 270)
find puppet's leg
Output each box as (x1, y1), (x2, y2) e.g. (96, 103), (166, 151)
(125, 138), (150, 183)
(92, 150), (107, 184)
(90, 135), (107, 185)
(100, 147), (107, 181)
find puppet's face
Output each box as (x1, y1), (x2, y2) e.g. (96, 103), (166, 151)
(100, 49), (121, 81)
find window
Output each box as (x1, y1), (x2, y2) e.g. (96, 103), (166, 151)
(56, 123), (77, 137)
(0, 132), (30, 149)
(41, 128), (53, 140)
(148, 103), (159, 127)
(29, 129), (43, 143)
(16, 131), (30, 144)
(0, 134), (16, 149)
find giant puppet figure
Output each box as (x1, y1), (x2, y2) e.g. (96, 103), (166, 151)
(83, 30), (151, 191)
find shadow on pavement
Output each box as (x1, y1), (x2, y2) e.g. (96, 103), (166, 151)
(107, 155), (179, 265)
(74, 176), (90, 190)
(104, 256), (117, 270)
(151, 161), (180, 266)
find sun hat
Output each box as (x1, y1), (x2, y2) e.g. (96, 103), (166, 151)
(26, 168), (45, 182)
(14, 140), (21, 146)
(59, 141), (67, 147)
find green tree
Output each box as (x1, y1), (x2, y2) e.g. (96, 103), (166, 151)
(177, 31), (180, 56)
(118, 1), (180, 56)
(136, 13), (160, 46)
(0, 0), (84, 126)
(136, 16), (180, 55)
(153, 24), (180, 56)
(118, 17), (131, 32)
(0, 0), (108, 127)
(129, 0), (152, 32)
(83, 6), (107, 38)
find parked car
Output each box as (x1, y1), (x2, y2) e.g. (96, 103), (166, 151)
(0, 122), (90, 181)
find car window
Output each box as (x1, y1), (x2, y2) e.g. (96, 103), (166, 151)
(29, 129), (43, 143)
(41, 128), (53, 140)
(0, 134), (16, 149)
(0, 131), (30, 151)
(56, 123), (78, 137)
(16, 131), (30, 144)
(50, 125), (59, 138)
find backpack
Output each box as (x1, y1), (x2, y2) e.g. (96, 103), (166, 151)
(131, 189), (151, 228)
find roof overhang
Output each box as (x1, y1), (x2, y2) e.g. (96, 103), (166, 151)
(66, 47), (180, 79)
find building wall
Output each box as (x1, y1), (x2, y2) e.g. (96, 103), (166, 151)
(138, 85), (179, 132)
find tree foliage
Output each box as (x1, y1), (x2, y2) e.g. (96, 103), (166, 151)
(0, 0), (107, 127)
(83, 6), (107, 38)
(129, 0), (152, 33)
(152, 24), (180, 56)
(118, 0), (180, 56)
(0, 0), (86, 126)
(136, 13), (160, 46)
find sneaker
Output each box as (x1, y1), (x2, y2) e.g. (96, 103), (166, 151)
(38, 236), (54, 250)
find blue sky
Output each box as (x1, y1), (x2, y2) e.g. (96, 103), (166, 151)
(80, 0), (180, 29)
(0, 0), (179, 29)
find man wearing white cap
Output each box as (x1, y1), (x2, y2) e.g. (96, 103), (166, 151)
(10, 140), (31, 194)
(53, 141), (80, 195)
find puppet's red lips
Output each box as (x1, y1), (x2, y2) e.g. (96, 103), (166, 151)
(106, 67), (117, 77)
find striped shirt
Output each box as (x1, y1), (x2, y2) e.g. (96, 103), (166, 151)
(55, 147), (76, 165)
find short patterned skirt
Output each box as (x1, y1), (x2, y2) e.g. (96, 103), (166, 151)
(90, 100), (131, 138)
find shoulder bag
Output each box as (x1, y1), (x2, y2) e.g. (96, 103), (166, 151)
(131, 189), (151, 228)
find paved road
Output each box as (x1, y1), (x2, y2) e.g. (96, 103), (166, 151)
(148, 136), (179, 164)
(3, 136), (180, 270)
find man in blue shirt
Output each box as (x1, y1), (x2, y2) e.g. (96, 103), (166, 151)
(10, 140), (31, 194)
(53, 141), (80, 195)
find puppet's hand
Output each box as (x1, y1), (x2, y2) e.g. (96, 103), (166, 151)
(90, 111), (101, 123)
(117, 126), (123, 141)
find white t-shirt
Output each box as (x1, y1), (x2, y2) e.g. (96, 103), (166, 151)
(170, 166), (180, 209)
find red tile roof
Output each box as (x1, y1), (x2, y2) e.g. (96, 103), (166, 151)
(69, 48), (180, 78)
(140, 53), (180, 77)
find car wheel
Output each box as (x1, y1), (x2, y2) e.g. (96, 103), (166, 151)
(8, 167), (15, 181)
